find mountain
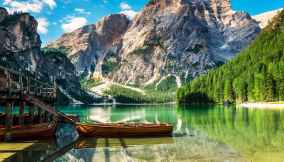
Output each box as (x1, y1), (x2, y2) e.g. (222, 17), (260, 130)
(47, 14), (130, 77)
(253, 8), (283, 28)
(48, 0), (260, 89)
(177, 10), (284, 104)
(0, 7), (97, 104)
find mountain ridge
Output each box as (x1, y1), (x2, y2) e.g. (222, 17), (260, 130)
(48, 0), (260, 89)
(253, 8), (283, 28)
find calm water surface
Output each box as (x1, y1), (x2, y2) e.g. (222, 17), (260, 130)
(6, 105), (284, 162)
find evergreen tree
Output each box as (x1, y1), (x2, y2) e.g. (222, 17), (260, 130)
(177, 10), (284, 105)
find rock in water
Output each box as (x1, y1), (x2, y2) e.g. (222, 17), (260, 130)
(48, 0), (260, 87)
(56, 123), (79, 148)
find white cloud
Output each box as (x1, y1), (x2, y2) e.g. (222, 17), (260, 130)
(119, 2), (137, 19)
(75, 8), (84, 13)
(61, 16), (87, 33)
(121, 10), (137, 19)
(3, 0), (12, 5)
(37, 17), (49, 34)
(75, 8), (91, 15)
(7, 0), (43, 13)
(42, 0), (56, 9)
(4, 0), (56, 14)
(120, 2), (131, 10)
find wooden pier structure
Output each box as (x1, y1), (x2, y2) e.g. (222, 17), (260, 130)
(0, 65), (73, 141)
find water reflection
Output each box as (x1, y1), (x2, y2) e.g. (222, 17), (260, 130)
(4, 105), (284, 162)
(177, 106), (284, 162)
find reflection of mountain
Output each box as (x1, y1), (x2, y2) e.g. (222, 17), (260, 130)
(57, 105), (284, 162)
(88, 107), (112, 123)
(54, 106), (248, 162)
(66, 105), (179, 125)
(55, 134), (246, 162)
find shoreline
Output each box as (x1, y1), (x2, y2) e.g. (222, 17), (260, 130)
(71, 102), (177, 106)
(240, 102), (284, 109)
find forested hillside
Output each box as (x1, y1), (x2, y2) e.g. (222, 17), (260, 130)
(177, 10), (284, 104)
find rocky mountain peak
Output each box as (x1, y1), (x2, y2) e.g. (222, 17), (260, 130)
(113, 0), (260, 86)
(94, 14), (130, 47)
(210, 0), (231, 16)
(48, 14), (130, 73)
(253, 8), (283, 28)
(0, 8), (41, 71)
(49, 0), (260, 88)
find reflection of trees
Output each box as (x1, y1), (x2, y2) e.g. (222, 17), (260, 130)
(177, 106), (284, 159)
(55, 105), (284, 161)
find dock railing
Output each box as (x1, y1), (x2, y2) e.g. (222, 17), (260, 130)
(0, 65), (56, 101)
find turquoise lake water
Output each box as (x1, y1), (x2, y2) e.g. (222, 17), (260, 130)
(4, 105), (284, 162)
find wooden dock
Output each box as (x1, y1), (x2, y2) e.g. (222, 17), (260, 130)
(0, 142), (34, 161)
(0, 65), (75, 142)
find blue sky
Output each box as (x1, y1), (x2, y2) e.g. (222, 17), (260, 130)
(1, 0), (284, 45)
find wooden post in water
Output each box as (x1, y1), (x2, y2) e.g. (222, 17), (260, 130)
(29, 104), (34, 124)
(38, 107), (43, 123)
(6, 71), (11, 96)
(19, 101), (25, 126)
(4, 102), (12, 141)
(44, 111), (48, 122)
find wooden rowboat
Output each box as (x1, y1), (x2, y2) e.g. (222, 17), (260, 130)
(76, 123), (173, 137)
(0, 122), (57, 141)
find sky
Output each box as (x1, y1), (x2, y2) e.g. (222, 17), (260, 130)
(1, 0), (284, 45)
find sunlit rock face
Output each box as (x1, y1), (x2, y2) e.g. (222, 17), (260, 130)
(113, 0), (260, 85)
(48, 14), (130, 76)
(49, 0), (260, 87)
(253, 8), (283, 28)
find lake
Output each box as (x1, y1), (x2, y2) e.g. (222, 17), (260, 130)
(4, 105), (284, 162)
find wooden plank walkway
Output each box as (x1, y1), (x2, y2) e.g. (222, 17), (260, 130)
(0, 153), (14, 162)
(0, 142), (34, 152)
(0, 142), (34, 162)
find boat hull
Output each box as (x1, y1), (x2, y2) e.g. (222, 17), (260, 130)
(0, 122), (56, 141)
(76, 123), (173, 138)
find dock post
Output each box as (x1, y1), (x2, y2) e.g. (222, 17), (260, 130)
(19, 101), (25, 126)
(4, 102), (12, 141)
(38, 107), (43, 123)
(29, 104), (35, 124)
(44, 111), (48, 122)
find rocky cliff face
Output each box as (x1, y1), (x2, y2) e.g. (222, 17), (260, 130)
(253, 8), (283, 28)
(48, 14), (130, 78)
(0, 8), (42, 72)
(49, 0), (260, 88)
(0, 7), (96, 104)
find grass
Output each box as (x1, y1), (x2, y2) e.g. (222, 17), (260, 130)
(104, 84), (176, 104)
(80, 79), (104, 90)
